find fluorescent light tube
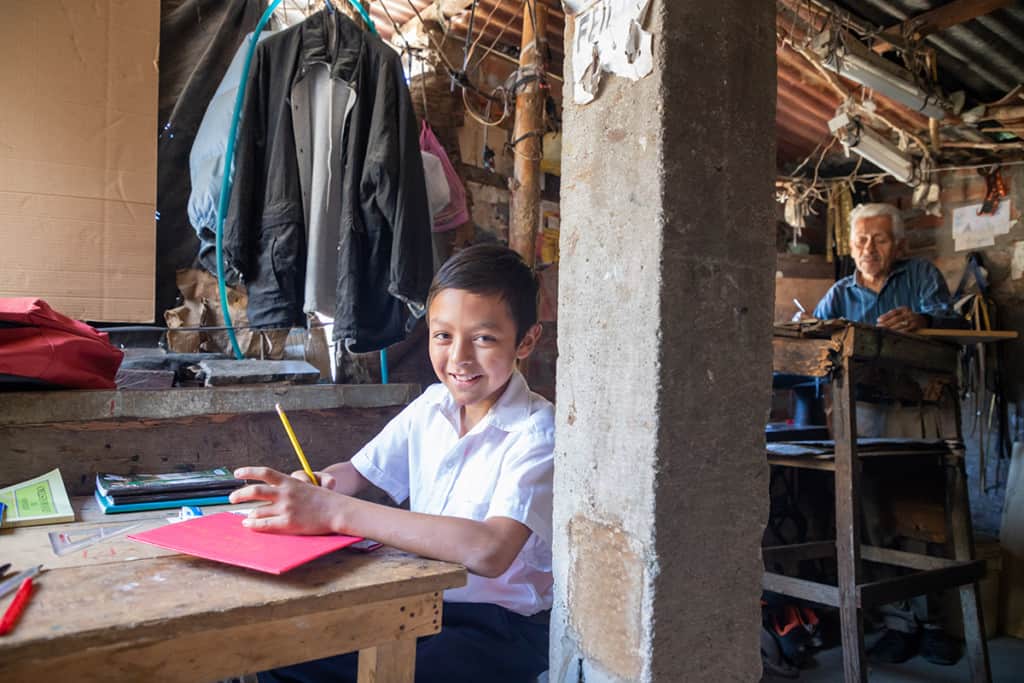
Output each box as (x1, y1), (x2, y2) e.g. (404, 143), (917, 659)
(829, 113), (916, 183)
(813, 29), (947, 120)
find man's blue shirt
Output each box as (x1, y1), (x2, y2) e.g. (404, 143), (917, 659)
(813, 258), (963, 328)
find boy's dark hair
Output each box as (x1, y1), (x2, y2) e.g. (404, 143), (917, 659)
(427, 244), (539, 343)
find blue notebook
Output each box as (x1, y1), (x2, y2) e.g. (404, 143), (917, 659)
(95, 491), (231, 514)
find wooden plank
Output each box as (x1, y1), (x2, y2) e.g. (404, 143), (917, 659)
(767, 454), (836, 471)
(763, 541), (835, 564)
(857, 561), (986, 609)
(946, 459), (993, 682)
(1002, 442), (1024, 639)
(776, 253), (834, 280)
(0, 548), (464, 662)
(0, 592), (438, 683)
(861, 545), (960, 571)
(0, 407), (404, 496)
(875, 0), (1014, 52)
(772, 336), (836, 377)
(459, 163), (559, 203)
(762, 572), (841, 607)
(198, 359), (320, 386)
(358, 638), (418, 683)
(0, 383), (420, 426)
(916, 329), (1019, 344)
(832, 357), (867, 683)
(846, 325), (958, 375)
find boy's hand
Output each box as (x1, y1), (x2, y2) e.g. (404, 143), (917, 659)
(230, 466), (348, 535)
(290, 469), (338, 490)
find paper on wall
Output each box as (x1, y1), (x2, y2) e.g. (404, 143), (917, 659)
(952, 201), (1013, 252)
(1012, 241), (1024, 280)
(573, 0), (654, 104)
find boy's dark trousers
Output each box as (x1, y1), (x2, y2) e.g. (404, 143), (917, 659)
(258, 602), (550, 683)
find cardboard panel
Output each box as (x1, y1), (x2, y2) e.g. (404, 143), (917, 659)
(0, 1), (158, 322)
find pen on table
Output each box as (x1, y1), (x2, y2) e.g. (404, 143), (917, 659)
(793, 298), (806, 314)
(274, 403), (319, 486)
(0, 577), (34, 636)
(0, 565), (41, 601)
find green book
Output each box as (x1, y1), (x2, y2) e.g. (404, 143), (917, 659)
(0, 468), (75, 528)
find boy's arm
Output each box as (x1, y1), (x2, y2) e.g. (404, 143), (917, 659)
(231, 467), (531, 578)
(335, 497), (531, 578)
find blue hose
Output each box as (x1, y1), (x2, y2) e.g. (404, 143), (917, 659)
(347, 0), (378, 35)
(215, 0), (376, 359)
(215, 0), (283, 359)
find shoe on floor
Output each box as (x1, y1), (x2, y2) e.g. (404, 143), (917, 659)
(869, 628), (919, 664)
(920, 627), (961, 666)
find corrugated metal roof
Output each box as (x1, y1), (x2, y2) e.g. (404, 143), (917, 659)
(776, 0), (1024, 167)
(829, 0), (1024, 102)
(367, 1), (1022, 170)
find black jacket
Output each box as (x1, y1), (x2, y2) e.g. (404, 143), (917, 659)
(224, 10), (432, 351)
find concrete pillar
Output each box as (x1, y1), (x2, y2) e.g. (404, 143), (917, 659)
(551, 1), (776, 681)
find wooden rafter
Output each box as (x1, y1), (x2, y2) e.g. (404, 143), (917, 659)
(873, 0), (1014, 53)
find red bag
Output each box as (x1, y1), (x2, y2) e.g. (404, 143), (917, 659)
(0, 298), (123, 390)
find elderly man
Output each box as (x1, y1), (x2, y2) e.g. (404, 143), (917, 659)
(812, 202), (963, 666)
(814, 203), (962, 330)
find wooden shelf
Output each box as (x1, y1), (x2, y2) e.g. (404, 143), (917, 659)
(916, 329), (1019, 344)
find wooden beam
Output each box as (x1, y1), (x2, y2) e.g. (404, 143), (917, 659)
(763, 541), (836, 564)
(874, 0), (1013, 53)
(858, 560), (986, 608)
(762, 572), (841, 607)
(772, 336), (837, 377)
(509, 0), (547, 267)
(458, 163), (560, 203)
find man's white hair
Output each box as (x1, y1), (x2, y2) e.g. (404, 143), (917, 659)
(849, 203), (905, 240)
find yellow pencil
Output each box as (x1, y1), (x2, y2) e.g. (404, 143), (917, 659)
(274, 403), (319, 486)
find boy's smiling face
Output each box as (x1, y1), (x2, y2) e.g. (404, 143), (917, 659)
(428, 288), (540, 428)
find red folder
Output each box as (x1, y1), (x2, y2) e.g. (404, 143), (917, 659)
(128, 512), (363, 574)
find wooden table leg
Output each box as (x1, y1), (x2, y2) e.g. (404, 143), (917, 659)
(357, 638), (417, 683)
(945, 456), (992, 683)
(832, 361), (868, 683)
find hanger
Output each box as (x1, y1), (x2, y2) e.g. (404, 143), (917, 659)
(323, 0), (379, 36)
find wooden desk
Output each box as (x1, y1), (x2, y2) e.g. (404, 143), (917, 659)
(769, 323), (991, 683)
(0, 499), (467, 683)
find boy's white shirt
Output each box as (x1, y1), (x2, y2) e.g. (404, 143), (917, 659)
(350, 371), (554, 616)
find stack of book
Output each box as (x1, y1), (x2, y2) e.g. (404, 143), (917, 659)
(95, 468), (246, 513)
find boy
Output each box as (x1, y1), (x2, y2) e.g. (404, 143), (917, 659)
(231, 244), (554, 683)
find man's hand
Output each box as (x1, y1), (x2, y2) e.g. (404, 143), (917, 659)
(877, 306), (928, 332)
(230, 466), (349, 535)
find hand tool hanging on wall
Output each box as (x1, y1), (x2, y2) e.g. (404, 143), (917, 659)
(954, 252), (1010, 492)
(978, 166), (1008, 216)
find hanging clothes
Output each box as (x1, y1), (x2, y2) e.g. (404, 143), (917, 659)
(188, 30), (274, 279)
(224, 9), (433, 352)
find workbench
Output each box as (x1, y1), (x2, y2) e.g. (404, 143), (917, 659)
(768, 321), (991, 683)
(0, 497), (467, 682)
